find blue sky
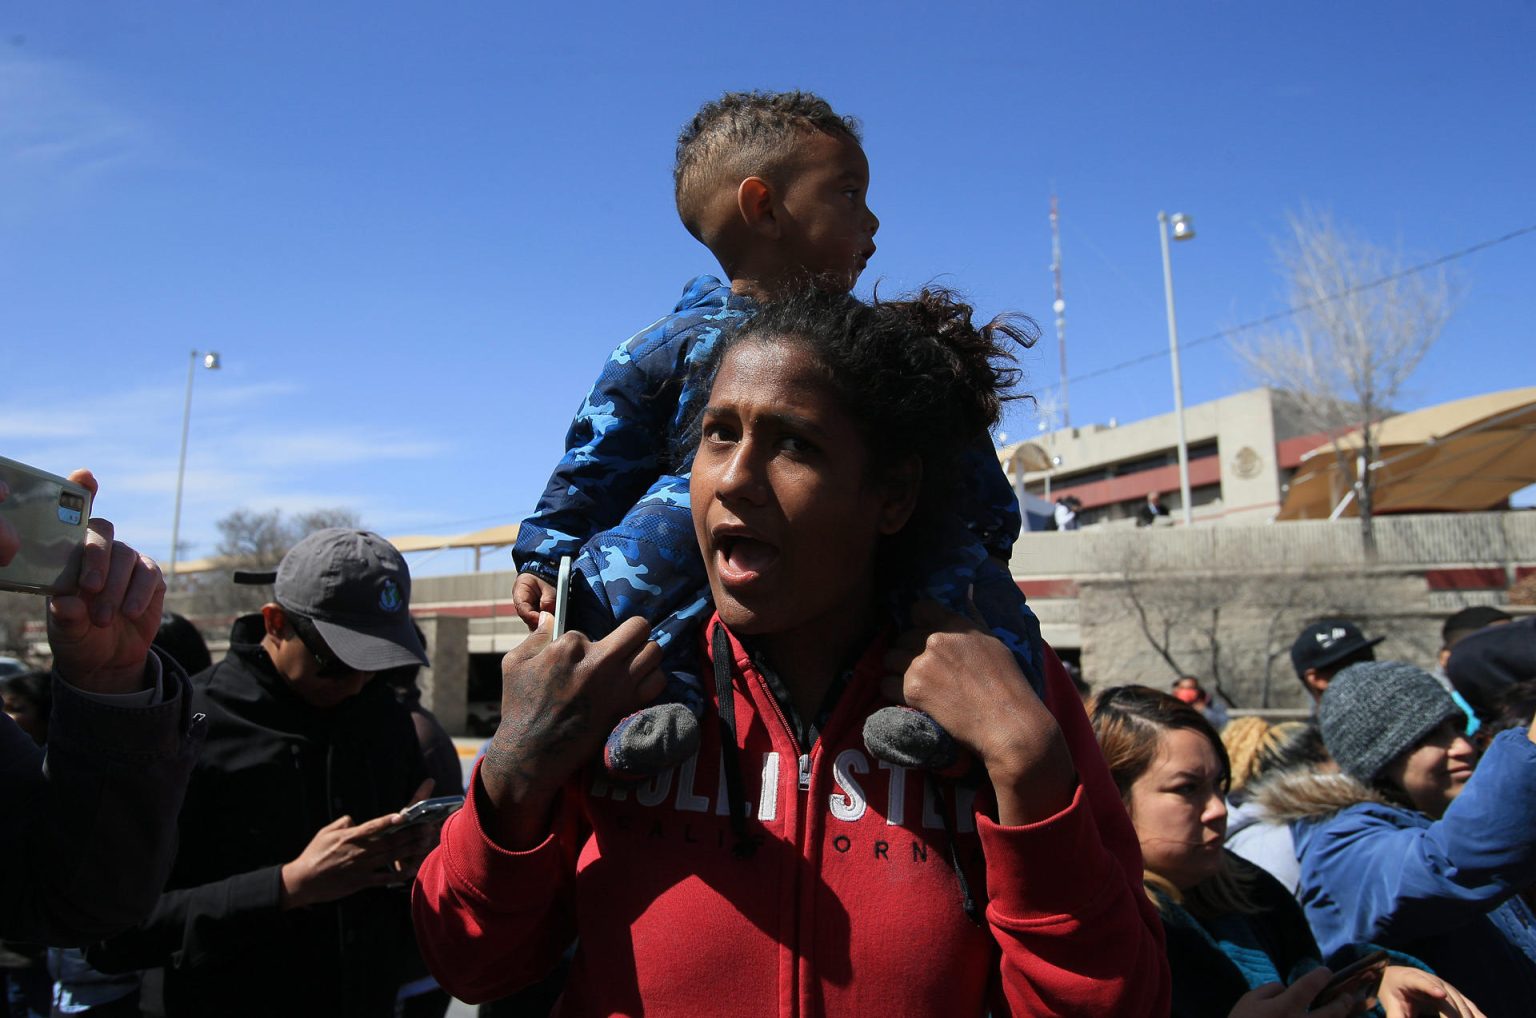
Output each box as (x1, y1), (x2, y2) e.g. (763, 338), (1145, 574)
(3, 3), (1532, 575)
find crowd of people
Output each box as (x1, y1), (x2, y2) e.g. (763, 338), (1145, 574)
(4, 88), (1533, 1018)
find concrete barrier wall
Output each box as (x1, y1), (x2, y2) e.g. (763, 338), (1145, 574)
(401, 511), (1534, 723)
(1010, 511), (1536, 577)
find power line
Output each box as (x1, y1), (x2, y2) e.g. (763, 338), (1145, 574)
(1064, 222), (1536, 388)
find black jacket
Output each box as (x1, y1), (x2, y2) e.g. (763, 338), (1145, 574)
(1159, 854), (1323, 1018)
(1, 654), (201, 945)
(93, 616), (427, 1017)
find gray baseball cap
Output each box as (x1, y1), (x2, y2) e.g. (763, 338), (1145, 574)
(234, 528), (428, 671)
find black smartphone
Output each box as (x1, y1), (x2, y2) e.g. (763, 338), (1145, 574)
(1310, 950), (1389, 1011)
(397, 795), (465, 828)
(0, 457), (92, 596)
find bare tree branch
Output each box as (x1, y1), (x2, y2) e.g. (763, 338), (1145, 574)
(1235, 208), (1457, 557)
(169, 506), (365, 618)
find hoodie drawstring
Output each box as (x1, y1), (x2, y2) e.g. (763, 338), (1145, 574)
(712, 624), (760, 858)
(929, 774), (982, 926)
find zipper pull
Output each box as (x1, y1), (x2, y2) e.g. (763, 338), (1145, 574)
(798, 753), (811, 791)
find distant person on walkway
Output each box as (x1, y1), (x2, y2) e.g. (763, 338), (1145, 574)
(1136, 491), (1168, 527)
(1053, 495), (1081, 531)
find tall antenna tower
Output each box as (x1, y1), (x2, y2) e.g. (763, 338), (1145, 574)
(1049, 194), (1069, 429)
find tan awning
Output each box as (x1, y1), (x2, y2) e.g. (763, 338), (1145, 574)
(996, 440), (1053, 478)
(387, 524), (520, 554)
(169, 523), (522, 576)
(1278, 387), (1536, 520)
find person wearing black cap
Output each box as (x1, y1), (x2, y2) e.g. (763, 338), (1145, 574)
(1272, 660), (1536, 1017)
(1439, 605), (1513, 672)
(92, 529), (439, 1017)
(1426, 606), (1511, 738)
(1289, 618), (1384, 704)
(1446, 615), (1534, 728)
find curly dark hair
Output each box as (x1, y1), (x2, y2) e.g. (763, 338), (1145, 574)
(674, 90), (861, 244)
(679, 285), (1034, 586)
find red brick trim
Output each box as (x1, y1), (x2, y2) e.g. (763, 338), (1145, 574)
(1015, 578), (1079, 599)
(1424, 568), (1508, 592)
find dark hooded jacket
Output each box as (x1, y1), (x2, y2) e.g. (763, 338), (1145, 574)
(93, 615), (427, 1017)
(2, 653), (202, 945)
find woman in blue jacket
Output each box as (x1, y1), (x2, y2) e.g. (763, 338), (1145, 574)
(1274, 660), (1536, 1018)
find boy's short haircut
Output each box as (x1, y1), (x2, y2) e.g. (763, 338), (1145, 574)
(674, 90), (862, 244)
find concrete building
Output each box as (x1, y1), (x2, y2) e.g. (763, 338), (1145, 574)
(1004, 387), (1324, 527)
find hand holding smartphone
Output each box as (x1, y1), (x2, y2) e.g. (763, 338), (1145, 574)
(359, 795), (465, 846)
(0, 457), (93, 596)
(1310, 950), (1389, 1012)
(397, 795), (465, 828)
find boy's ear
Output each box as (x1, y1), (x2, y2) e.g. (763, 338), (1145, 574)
(737, 177), (780, 239)
(878, 455), (922, 535)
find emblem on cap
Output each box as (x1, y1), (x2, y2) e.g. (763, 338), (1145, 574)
(379, 579), (403, 612)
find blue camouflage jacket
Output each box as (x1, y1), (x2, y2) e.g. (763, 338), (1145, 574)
(514, 276), (755, 580)
(514, 275), (1026, 585)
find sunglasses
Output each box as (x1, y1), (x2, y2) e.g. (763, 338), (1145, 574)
(284, 610), (356, 678)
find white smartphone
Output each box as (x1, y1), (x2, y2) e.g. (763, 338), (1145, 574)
(552, 554), (572, 638)
(0, 457), (92, 596)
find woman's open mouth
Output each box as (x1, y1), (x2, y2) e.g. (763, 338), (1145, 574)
(715, 533), (779, 586)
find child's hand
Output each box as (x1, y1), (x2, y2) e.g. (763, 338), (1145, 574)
(513, 571), (556, 628)
(882, 601), (1075, 826)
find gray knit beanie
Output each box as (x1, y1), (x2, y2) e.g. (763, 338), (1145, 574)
(1318, 661), (1463, 784)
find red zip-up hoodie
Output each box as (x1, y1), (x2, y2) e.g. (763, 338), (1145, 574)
(414, 621), (1168, 1016)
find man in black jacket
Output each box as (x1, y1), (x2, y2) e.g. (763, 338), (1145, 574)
(95, 529), (439, 1017)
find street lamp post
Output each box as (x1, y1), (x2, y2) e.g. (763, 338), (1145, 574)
(1158, 211), (1196, 526)
(168, 350), (220, 588)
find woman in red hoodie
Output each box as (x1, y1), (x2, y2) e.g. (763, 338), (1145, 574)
(413, 289), (1169, 1016)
